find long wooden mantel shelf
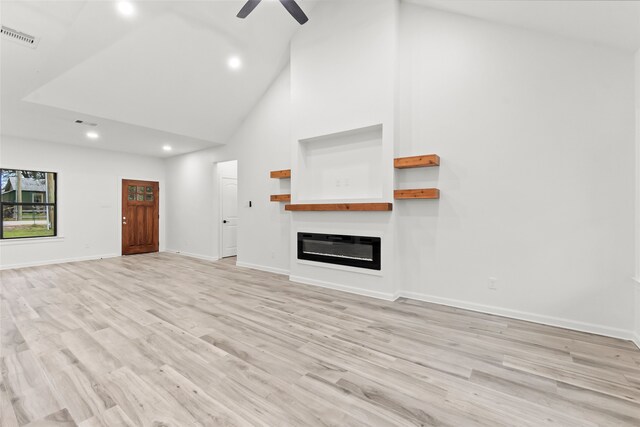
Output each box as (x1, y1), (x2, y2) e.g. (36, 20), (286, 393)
(285, 203), (393, 212)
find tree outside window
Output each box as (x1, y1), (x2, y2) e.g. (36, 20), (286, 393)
(0, 169), (57, 239)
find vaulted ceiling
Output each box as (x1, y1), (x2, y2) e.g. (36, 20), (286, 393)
(1, 0), (311, 157)
(2, 1), (639, 158)
(407, 0), (640, 52)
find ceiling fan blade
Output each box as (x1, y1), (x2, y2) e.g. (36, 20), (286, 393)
(279, 0), (309, 25)
(237, 0), (262, 19)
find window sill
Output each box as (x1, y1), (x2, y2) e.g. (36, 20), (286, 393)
(0, 236), (64, 246)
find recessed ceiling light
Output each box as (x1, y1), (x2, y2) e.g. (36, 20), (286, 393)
(163, 145), (172, 152)
(86, 131), (99, 140)
(227, 56), (242, 70)
(117, 1), (136, 17)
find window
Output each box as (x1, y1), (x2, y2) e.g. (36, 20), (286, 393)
(0, 169), (57, 239)
(127, 185), (154, 202)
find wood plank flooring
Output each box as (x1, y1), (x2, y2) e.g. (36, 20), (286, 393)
(1, 253), (639, 426)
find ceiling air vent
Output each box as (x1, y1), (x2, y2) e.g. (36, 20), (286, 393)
(1, 25), (39, 49)
(75, 120), (98, 127)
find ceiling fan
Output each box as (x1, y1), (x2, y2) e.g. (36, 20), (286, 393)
(237, 0), (309, 25)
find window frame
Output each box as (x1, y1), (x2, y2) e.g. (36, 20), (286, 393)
(0, 168), (58, 240)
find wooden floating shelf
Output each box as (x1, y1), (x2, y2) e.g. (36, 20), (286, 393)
(285, 203), (393, 212)
(270, 194), (291, 202)
(270, 169), (291, 179)
(394, 154), (440, 169)
(394, 189), (440, 200)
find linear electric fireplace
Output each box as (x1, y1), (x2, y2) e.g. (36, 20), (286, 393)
(297, 232), (381, 270)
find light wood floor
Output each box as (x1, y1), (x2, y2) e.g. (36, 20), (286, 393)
(1, 253), (639, 426)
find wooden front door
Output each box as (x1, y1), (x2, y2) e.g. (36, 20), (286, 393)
(122, 180), (159, 255)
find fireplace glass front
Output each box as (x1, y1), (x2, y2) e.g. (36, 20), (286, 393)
(297, 233), (381, 270)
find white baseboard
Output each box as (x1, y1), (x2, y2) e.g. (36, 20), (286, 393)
(277, 276), (638, 344)
(289, 275), (396, 301)
(162, 250), (219, 262)
(0, 253), (120, 270)
(398, 291), (636, 343)
(236, 261), (289, 276)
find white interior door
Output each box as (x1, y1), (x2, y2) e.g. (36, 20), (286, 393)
(221, 177), (238, 257)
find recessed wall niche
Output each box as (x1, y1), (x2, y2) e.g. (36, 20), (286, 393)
(296, 124), (383, 202)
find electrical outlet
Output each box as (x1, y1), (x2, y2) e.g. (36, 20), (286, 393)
(488, 277), (497, 290)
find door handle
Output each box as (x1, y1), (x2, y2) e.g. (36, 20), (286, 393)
(223, 220), (228, 224)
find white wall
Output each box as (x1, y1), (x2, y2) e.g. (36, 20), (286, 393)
(0, 136), (165, 269)
(163, 3), (638, 341)
(397, 5), (636, 337)
(635, 49), (640, 346)
(164, 68), (291, 272)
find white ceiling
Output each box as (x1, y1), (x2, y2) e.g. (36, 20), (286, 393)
(407, 0), (640, 52)
(1, 1), (639, 158)
(1, 0), (311, 157)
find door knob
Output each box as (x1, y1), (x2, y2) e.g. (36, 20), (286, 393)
(223, 220), (228, 224)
